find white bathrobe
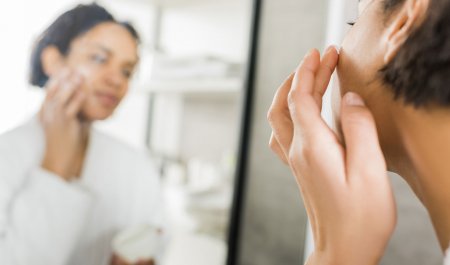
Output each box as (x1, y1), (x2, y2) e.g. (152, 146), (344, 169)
(445, 247), (450, 265)
(0, 116), (163, 265)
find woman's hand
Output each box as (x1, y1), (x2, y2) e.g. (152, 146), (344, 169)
(267, 47), (397, 265)
(110, 254), (155, 265)
(40, 68), (89, 181)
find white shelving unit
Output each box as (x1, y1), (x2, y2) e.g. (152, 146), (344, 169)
(116, 0), (211, 8)
(110, 1), (252, 264)
(139, 78), (242, 95)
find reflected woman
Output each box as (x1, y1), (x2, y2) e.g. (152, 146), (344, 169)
(0, 4), (161, 265)
(268, 0), (449, 264)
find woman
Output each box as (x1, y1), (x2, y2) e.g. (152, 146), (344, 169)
(0, 4), (162, 265)
(268, 0), (449, 264)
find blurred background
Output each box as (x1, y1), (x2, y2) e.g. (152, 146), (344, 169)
(0, 0), (444, 264)
(0, 0), (252, 264)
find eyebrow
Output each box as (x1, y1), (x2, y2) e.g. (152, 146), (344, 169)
(88, 44), (138, 67)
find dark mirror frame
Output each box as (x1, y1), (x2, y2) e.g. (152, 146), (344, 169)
(226, 0), (262, 264)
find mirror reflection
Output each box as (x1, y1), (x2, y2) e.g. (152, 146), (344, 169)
(0, 0), (252, 264)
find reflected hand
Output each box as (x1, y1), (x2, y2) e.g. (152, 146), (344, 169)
(40, 68), (89, 181)
(110, 254), (155, 265)
(267, 47), (396, 265)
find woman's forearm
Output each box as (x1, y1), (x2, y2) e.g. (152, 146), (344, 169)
(305, 250), (381, 265)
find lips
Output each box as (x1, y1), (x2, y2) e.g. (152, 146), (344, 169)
(94, 91), (120, 108)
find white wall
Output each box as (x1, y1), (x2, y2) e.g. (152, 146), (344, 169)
(160, 0), (252, 62)
(0, 0), (84, 134)
(237, 1), (328, 264)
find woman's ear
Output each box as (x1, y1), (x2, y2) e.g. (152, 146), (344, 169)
(41, 46), (65, 76)
(383, 0), (429, 63)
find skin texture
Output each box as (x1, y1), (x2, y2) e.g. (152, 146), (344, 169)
(268, 0), (450, 263)
(337, 0), (449, 251)
(39, 22), (154, 264)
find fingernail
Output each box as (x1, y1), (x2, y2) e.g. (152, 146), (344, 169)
(325, 45), (334, 54)
(333, 45), (341, 54)
(343, 92), (365, 106)
(298, 49), (316, 68)
(302, 49), (314, 60)
(325, 45), (340, 54)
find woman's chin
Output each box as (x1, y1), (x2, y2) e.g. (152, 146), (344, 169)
(80, 107), (114, 122)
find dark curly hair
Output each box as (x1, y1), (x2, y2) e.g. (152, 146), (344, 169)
(29, 3), (140, 88)
(380, 0), (450, 107)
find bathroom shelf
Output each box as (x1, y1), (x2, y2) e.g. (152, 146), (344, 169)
(138, 78), (243, 95)
(115, 0), (215, 9)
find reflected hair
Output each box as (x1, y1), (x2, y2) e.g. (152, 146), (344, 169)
(380, 0), (450, 107)
(29, 3), (140, 88)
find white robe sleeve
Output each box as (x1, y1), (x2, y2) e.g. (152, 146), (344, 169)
(0, 167), (94, 265)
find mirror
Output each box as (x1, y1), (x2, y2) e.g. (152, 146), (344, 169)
(142, 1), (253, 264)
(0, 0), (253, 264)
(227, 1), (329, 264)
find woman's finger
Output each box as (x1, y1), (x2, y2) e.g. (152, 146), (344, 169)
(267, 73), (295, 153)
(291, 49), (320, 95)
(288, 49), (328, 140)
(269, 133), (289, 164)
(269, 72), (295, 113)
(45, 77), (60, 101)
(340, 92), (386, 178)
(55, 72), (83, 106)
(45, 68), (71, 102)
(65, 89), (86, 118)
(313, 46), (339, 106)
(268, 114), (294, 159)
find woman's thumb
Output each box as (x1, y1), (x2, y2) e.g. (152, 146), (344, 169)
(340, 92), (386, 175)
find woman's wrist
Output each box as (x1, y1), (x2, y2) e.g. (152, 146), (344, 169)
(41, 154), (71, 181)
(306, 249), (381, 265)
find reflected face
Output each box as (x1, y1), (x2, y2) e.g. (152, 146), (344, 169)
(62, 22), (139, 121)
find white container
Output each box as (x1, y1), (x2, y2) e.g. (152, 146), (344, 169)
(112, 224), (161, 263)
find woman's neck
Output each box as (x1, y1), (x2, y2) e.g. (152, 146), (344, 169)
(394, 105), (450, 252)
